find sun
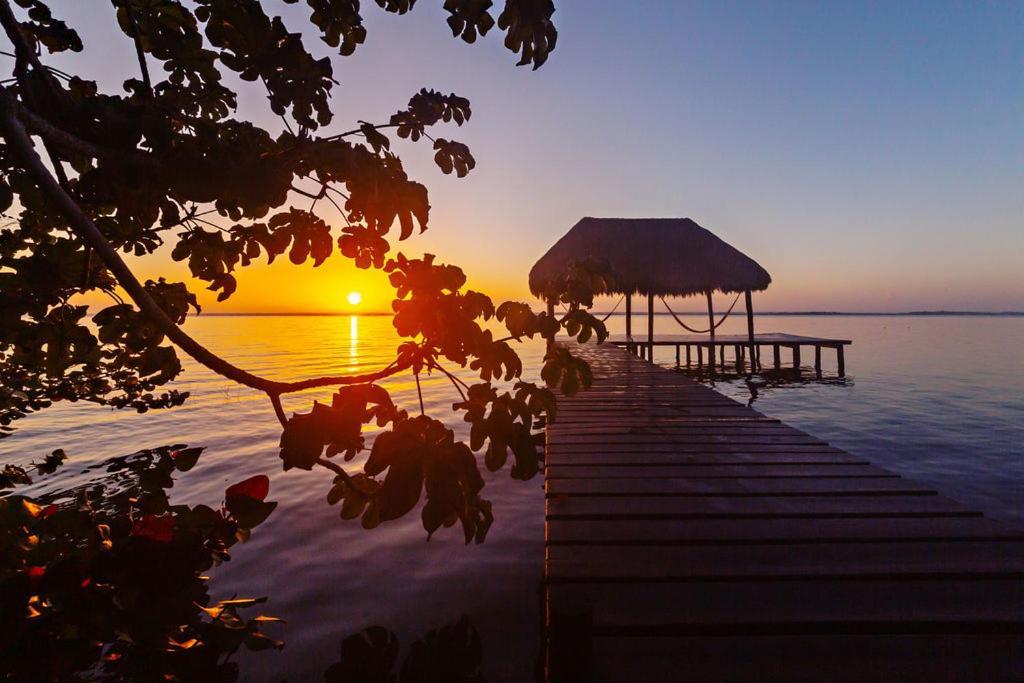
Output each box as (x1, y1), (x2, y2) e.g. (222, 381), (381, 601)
(346, 291), (362, 306)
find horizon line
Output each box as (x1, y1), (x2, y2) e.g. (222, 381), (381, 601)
(199, 310), (1024, 317)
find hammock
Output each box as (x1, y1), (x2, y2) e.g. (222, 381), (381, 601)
(556, 294), (624, 322)
(660, 293), (741, 334)
(599, 294), (625, 322)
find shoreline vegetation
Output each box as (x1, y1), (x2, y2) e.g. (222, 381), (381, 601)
(200, 310), (1024, 317)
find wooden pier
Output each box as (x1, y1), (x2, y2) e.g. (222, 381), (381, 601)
(543, 343), (1024, 682)
(609, 332), (852, 376)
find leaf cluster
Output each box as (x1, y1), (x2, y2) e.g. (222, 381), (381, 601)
(280, 248), (609, 542)
(324, 615), (485, 683)
(0, 444), (283, 681)
(0, 0), (621, 545)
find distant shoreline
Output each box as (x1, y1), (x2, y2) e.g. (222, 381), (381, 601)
(201, 310), (1024, 317)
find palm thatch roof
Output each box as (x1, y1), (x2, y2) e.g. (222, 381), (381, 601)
(529, 217), (772, 297)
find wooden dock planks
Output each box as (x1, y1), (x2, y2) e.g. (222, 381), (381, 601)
(543, 343), (1024, 682)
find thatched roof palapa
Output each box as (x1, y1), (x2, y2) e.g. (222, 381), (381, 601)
(529, 217), (771, 298)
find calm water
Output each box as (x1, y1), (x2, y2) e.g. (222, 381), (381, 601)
(3, 313), (1022, 680)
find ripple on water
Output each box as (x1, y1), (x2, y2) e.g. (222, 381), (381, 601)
(2, 313), (1021, 681)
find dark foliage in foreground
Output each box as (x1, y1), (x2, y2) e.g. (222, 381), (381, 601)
(0, 446), (281, 681)
(1, 445), (494, 681)
(0, 0), (616, 543)
(326, 616), (486, 683)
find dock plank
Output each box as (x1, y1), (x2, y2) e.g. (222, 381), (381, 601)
(546, 541), (1024, 580)
(544, 464), (897, 479)
(549, 579), (1024, 627)
(546, 516), (1024, 545)
(546, 494), (978, 519)
(546, 476), (936, 496)
(586, 635), (1023, 682)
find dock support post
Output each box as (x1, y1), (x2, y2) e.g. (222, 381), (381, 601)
(547, 596), (593, 683)
(646, 292), (654, 363)
(706, 291), (716, 371)
(793, 345), (801, 369)
(837, 345), (846, 377)
(773, 344), (780, 369)
(744, 290), (757, 371)
(675, 345), (680, 368)
(697, 345), (703, 367)
(686, 344), (691, 367)
(735, 345), (743, 372)
(814, 345), (822, 376)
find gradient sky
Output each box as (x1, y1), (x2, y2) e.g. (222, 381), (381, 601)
(45, 1), (1024, 312)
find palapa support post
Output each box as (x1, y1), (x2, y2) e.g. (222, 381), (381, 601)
(706, 290), (716, 371)
(646, 292), (655, 363)
(546, 299), (555, 352)
(744, 289), (757, 372)
(624, 293), (632, 339)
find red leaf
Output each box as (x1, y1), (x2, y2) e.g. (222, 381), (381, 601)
(41, 504), (58, 519)
(225, 475), (270, 501)
(131, 514), (175, 543)
(26, 566), (45, 582)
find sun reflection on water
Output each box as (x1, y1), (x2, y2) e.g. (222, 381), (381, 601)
(349, 315), (358, 359)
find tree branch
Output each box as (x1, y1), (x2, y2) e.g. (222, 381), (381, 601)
(9, 95), (152, 165)
(0, 94), (407, 401)
(269, 393), (287, 427)
(0, 0), (43, 74)
(123, 6), (152, 95)
(314, 457), (355, 486)
(321, 121), (400, 143)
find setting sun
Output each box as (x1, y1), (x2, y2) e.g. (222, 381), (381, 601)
(346, 291), (362, 306)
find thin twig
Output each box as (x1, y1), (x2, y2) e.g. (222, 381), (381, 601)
(123, 6), (152, 94)
(321, 121), (399, 143)
(315, 457), (353, 484)
(429, 360), (467, 401)
(269, 393), (287, 427)
(289, 183), (326, 201)
(414, 370), (425, 415)
(189, 216), (230, 233)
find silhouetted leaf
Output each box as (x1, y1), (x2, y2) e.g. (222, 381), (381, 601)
(170, 446), (204, 472)
(225, 474), (270, 501)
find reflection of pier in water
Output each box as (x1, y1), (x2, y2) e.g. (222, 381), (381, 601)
(610, 332), (851, 378)
(679, 364), (853, 408)
(543, 342), (1024, 682)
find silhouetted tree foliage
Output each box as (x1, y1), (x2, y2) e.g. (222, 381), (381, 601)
(0, 0), (615, 542)
(325, 616), (486, 683)
(1, 444), (501, 680)
(0, 446), (283, 681)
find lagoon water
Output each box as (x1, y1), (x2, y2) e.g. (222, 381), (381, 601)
(3, 313), (1022, 680)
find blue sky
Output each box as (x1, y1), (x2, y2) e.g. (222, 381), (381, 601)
(44, 1), (1024, 311)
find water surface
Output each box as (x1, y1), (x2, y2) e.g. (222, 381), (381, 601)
(3, 313), (1021, 680)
